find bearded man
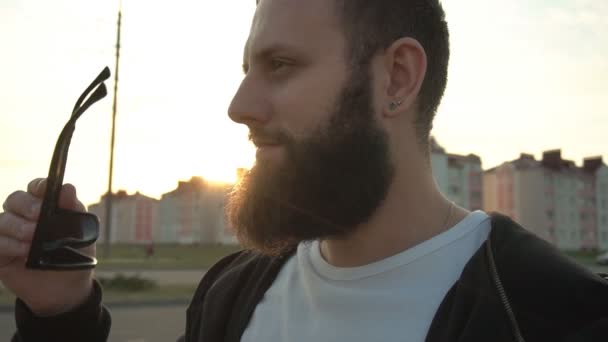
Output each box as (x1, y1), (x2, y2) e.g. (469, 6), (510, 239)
(2, 0), (607, 341)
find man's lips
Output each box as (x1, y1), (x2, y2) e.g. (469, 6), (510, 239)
(253, 140), (284, 160)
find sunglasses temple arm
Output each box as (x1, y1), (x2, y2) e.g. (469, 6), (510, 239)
(43, 83), (108, 211)
(71, 67), (111, 114)
(43, 124), (76, 212)
(71, 83), (108, 121)
(42, 67), (110, 216)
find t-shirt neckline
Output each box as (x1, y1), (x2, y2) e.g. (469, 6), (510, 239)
(307, 210), (490, 281)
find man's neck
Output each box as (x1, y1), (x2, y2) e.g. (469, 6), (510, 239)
(319, 167), (470, 268)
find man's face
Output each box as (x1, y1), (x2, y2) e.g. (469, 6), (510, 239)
(228, 0), (350, 151)
(226, 0), (394, 255)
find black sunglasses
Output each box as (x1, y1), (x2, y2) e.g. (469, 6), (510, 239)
(26, 67), (111, 270)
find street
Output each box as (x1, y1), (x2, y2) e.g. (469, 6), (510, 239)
(0, 303), (188, 342)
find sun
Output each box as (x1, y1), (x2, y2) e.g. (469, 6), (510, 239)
(200, 166), (240, 185)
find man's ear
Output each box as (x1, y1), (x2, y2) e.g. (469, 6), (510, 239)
(383, 37), (427, 116)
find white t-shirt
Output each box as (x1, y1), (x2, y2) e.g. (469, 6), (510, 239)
(241, 210), (492, 342)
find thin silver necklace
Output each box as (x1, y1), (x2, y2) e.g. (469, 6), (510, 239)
(442, 201), (454, 231)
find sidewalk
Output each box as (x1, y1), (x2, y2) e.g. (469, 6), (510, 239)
(95, 269), (206, 286)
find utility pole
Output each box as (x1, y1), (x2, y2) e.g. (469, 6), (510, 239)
(104, 2), (122, 258)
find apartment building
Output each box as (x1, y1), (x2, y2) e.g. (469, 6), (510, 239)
(88, 191), (159, 244)
(584, 157), (608, 250)
(154, 177), (233, 244)
(430, 138), (483, 211)
(483, 150), (608, 251)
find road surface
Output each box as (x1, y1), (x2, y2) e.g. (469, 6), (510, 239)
(0, 304), (188, 342)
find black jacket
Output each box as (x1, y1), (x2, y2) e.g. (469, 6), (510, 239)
(13, 213), (608, 341)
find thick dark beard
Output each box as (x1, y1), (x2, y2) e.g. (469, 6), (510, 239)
(226, 67), (394, 256)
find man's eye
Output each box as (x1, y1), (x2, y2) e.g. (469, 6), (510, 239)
(270, 59), (289, 71)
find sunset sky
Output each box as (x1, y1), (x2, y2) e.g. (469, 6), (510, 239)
(1, 0), (606, 207)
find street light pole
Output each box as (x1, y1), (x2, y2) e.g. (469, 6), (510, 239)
(104, 3), (122, 258)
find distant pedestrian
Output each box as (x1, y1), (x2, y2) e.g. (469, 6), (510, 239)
(145, 243), (154, 259)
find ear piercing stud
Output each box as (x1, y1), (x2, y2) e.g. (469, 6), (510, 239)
(389, 100), (403, 111)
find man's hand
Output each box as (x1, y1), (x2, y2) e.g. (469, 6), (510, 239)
(0, 178), (95, 316)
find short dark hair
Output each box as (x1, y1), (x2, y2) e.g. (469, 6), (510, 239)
(335, 0), (450, 147)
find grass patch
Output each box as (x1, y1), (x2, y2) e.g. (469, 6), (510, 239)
(103, 284), (197, 305)
(96, 244), (242, 270)
(563, 250), (601, 266)
(98, 274), (158, 292)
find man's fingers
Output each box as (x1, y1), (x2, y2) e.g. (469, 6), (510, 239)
(2, 191), (41, 221)
(58, 184), (86, 212)
(0, 212), (36, 242)
(0, 236), (29, 257)
(27, 178), (47, 197)
(3, 180), (85, 220)
(26, 179), (85, 212)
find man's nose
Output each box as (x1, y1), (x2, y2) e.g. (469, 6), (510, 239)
(228, 76), (271, 126)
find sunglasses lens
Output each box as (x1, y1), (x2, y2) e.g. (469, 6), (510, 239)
(38, 246), (98, 270)
(41, 210), (100, 251)
(29, 210), (99, 270)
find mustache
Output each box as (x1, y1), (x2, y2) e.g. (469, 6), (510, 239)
(248, 127), (291, 145)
